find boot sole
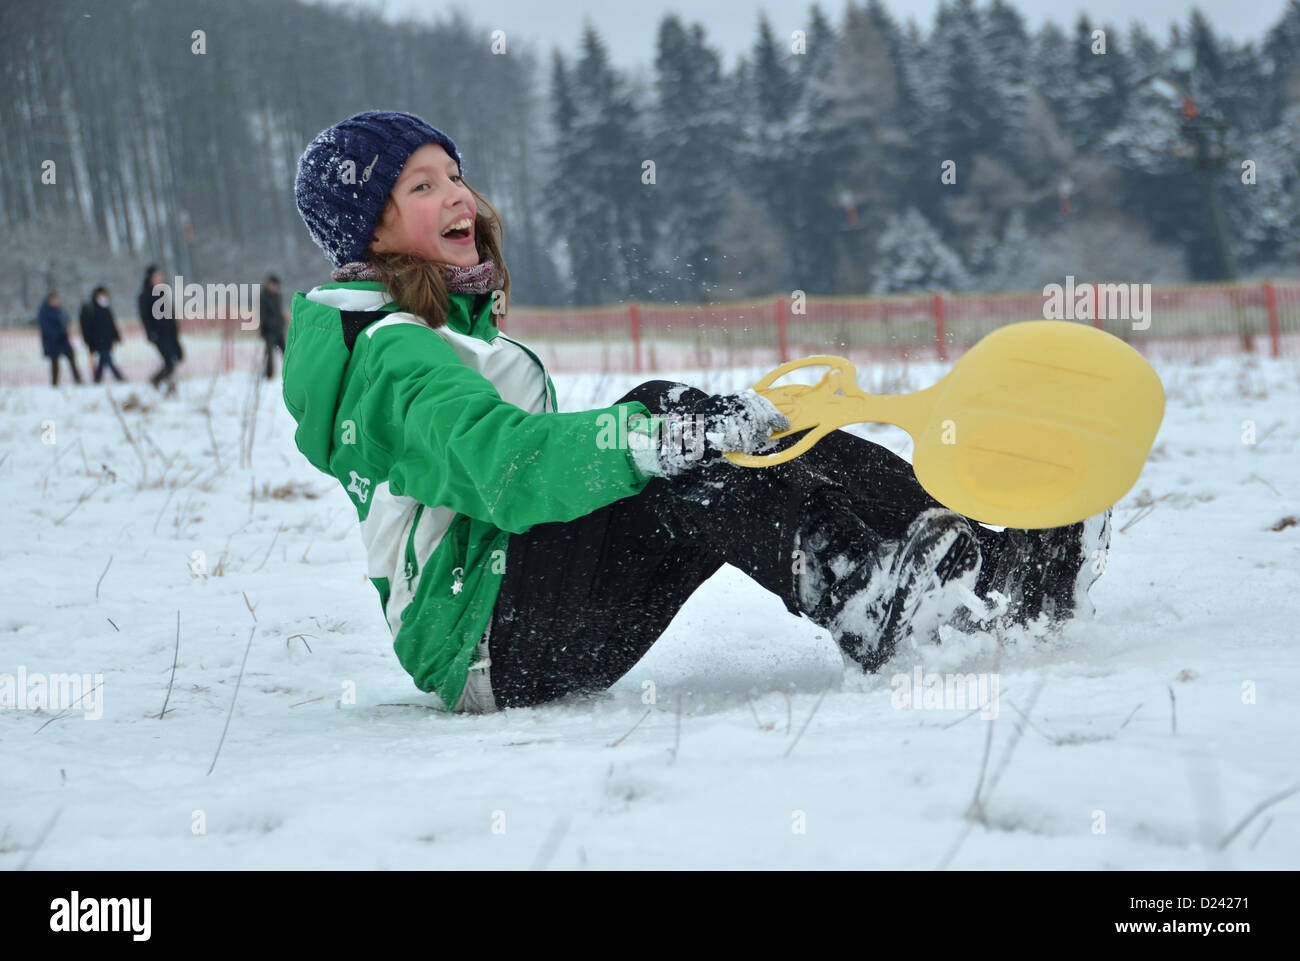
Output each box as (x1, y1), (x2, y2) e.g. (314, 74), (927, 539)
(843, 509), (980, 673)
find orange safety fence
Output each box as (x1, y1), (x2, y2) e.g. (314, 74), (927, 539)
(499, 280), (1299, 372)
(4, 280), (1297, 386)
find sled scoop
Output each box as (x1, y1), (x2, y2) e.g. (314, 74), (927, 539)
(724, 320), (1165, 528)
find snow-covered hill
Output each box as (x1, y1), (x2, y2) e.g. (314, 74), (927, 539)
(2, 353), (1297, 869)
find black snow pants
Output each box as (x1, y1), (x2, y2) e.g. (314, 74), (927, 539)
(485, 380), (1009, 709)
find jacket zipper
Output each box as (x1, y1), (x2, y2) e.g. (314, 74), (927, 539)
(403, 504), (425, 590)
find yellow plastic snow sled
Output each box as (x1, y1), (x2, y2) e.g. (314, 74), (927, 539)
(724, 320), (1165, 529)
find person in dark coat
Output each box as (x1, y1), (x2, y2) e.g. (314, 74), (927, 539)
(259, 273), (287, 379)
(38, 290), (83, 386)
(138, 264), (183, 390)
(79, 285), (125, 382)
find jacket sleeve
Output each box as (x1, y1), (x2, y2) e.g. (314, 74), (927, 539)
(347, 321), (656, 534)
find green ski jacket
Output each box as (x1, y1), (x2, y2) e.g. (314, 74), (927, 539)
(281, 281), (655, 710)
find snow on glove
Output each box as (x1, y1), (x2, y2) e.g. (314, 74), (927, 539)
(629, 389), (791, 479)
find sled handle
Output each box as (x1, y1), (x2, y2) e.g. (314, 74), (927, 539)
(724, 355), (871, 467)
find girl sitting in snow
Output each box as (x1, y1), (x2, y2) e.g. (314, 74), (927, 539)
(284, 110), (1111, 714)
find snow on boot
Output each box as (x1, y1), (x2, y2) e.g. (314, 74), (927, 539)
(1044, 506), (1112, 624)
(793, 488), (889, 620)
(803, 506), (982, 674)
(957, 506), (1113, 637)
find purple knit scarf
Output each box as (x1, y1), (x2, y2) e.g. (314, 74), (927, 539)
(330, 258), (499, 294)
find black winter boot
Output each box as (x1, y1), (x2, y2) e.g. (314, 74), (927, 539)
(796, 498), (983, 673)
(794, 488), (888, 618)
(958, 507), (1113, 635)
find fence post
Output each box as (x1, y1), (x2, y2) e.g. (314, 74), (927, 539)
(776, 295), (789, 363)
(931, 291), (947, 362)
(628, 300), (642, 374)
(1264, 281), (1281, 359)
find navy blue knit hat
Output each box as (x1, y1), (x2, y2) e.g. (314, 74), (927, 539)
(294, 110), (463, 267)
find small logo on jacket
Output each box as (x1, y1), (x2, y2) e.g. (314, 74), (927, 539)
(347, 471), (372, 503)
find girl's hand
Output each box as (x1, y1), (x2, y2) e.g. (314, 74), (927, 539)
(630, 390), (790, 478)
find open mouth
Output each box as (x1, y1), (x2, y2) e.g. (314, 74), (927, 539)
(441, 219), (474, 244)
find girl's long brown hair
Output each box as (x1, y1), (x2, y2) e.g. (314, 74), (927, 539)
(364, 181), (511, 329)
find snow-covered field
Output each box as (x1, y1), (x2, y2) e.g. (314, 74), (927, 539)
(2, 352), (1297, 869)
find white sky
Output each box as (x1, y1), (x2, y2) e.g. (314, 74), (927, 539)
(312, 0), (1291, 70)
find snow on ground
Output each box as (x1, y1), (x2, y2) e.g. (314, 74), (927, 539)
(1, 352), (1298, 869)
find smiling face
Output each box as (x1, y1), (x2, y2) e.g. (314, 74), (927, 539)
(369, 143), (479, 267)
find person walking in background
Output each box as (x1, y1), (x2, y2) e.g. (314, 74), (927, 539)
(138, 264), (183, 393)
(38, 290), (83, 386)
(79, 285), (125, 382)
(259, 273), (287, 379)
